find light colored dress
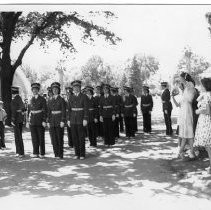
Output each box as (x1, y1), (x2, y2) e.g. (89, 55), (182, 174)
(178, 82), (196, 139)
(194, 92), (211, 147)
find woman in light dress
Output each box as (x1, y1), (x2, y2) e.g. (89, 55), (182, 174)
(177, 72), (196, 159)
(194, 78), (211, 174)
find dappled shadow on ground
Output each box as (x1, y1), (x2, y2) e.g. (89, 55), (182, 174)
(0, 123), (211, 199)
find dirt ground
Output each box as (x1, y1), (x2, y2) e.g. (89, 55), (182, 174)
(0, 100), (211, 210)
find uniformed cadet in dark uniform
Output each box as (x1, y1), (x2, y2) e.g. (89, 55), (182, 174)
(122, 86), (137, 138)
(47, 82), (66, 159)
(94, 85), (104, 140)
(140, 86), (153, 133)
(85, 86), (98, 147)
(65, 86), (74, 148)
(130, 88), (138, 134)
(67, 80), (88, 160)
(28, 83), (47, 158)
(161, 82), (173, 135)
(11, 86), (25, 158)
(47, 86), (53, 102)
(117, 89), (124, 133)
(110, 87), (121, 139)
(99, 84), (116, 147)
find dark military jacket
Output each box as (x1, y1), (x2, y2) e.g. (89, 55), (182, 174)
(122, 94), (137, 117)
(94, 94), (101, 119)
(11, 95), (25, 124)
(161, 88), (172, 111)
(141, 94), (153, 113)
(112, 95), (122, 115)
(99, 94), (116, 118)
(47, 95), (66, 127)
(67, 92), (88, 125)
(87, 96), (98, 123)
(28, 95), (47, 126)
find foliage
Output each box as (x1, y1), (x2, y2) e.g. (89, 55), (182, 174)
(174, 47), (210, 85)
(81, 55), (115, 86)
(125, 54), (159, 96)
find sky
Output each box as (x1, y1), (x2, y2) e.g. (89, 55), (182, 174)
(6, 4), (211, 80)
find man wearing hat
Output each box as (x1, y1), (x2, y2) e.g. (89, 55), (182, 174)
(65, 86), (74, 148)
(47, 86), (53, 102)
(47, 82), (66, 159)
(141, 85), (153, 133)
(28, 83), (47, 158)
(99, 84), (116, 147)
(94, 85), (104, 140)
(85, 86), (98, 147)
(130, 87), (138, 134)
(122, 86), (137, 138)
(11, 86), (25, 158)
(0, 100), (7, 149)
(110, 87), (121, 139)
(161, 82), (173, 135)
(67, 80), (88, 159)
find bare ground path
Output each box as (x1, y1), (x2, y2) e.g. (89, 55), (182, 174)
(0, 106), (211, 210)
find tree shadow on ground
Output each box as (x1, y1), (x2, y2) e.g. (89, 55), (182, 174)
(0, 125), (211, 199)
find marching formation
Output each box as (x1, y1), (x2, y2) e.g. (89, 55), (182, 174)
(2, 80), (144, 160)
(1, 71), (211, 175)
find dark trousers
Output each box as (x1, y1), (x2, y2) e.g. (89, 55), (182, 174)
(13, 123), (24, 155)
(142, 112), (152, 133)
(164, 110), (173, 135)
(95, 120), (104, 138)
(103, 118), (115, 145)
(50, 127), (64, 158)
(0, 122), (5, 148)
(67, 126), (73, 147)
(71, 124), (85, 157)
(88, 122), (97, 147)
(124, 117), (135, 137)
(30, 125), (45, 155)
(113, 117), (120, 138)
(119, 116), (124, 132)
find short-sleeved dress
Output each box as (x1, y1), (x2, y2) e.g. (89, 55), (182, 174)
(178, 82), (196, 139)
(194, 92), (211, 147)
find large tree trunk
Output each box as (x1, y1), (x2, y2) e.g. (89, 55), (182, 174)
(1, 64), (14, 125)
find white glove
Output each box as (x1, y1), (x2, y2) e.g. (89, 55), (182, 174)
(94, 118), (98, 123)
(26, 122), (29, 128)
(116, 114), (119, 118)
(47, 123), (50, 128)
(100, 116), (103, 122)
(83, 119), (88, 127)
(60, 122), (65, 128)
(133, 113), (136, 117)
(164, 110), (168, 115)
(67, 121), (71, 127)
(11, 122), (15, 126)
(42, 122), (46, 128)
(121, 113), (124, 118)
(112, 115), (115, 121)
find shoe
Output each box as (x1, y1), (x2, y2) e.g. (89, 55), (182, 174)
(31, 154), (39, 158)
(40, 155), (45, 159)
(73, 156), (79, 159)
(80, 157), (85, 160)
(19, 155), (25, 158)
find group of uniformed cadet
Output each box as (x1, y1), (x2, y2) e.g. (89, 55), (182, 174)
(9, 80), (173, 160)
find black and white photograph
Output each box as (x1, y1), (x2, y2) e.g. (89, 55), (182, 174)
(0, 1), (211, 209)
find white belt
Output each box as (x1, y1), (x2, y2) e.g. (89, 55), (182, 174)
(51, 111), (62, 114)
(31, 110), (43, 114)
(72, 108), (84, 111)
(103, 106), (112, 109)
